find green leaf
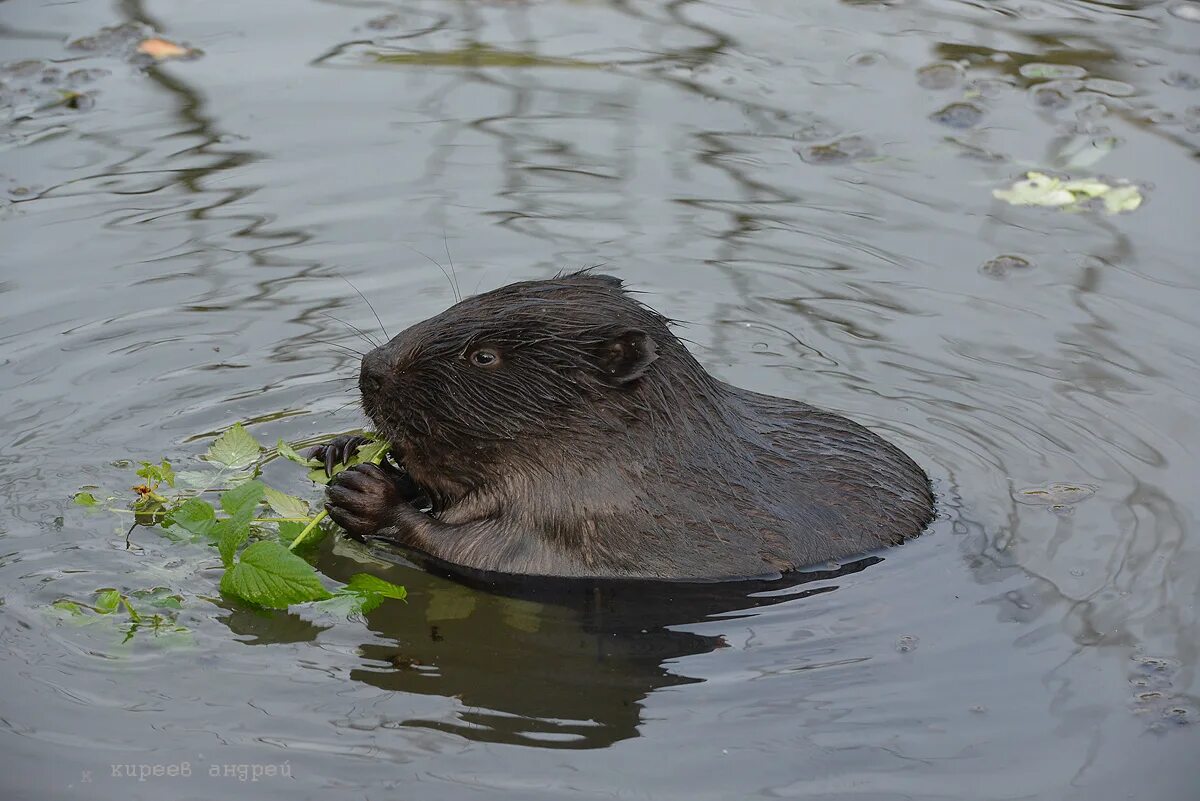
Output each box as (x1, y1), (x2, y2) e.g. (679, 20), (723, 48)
(129, 587), (184, 610)
(220, 480), (265, 523)
(52, 599), (85, 615)
(263, 486), (309, 519)
(171, 498), (218, 538)
(344, 573), (407, 600)
(136, 459), (175, 488)
(205, 423), (262, 468)
(308, 467), (332, 486)
(121, 596), (142, 623)
(216, 519), (250, 569)
(276, 438), (318, 466)
(276, 520), (305, 545)
(95, 589), (121, 614)
(220, 541), (333, 609)
(993, 171), (1143, 215)
(311, 593), (381, 617)
(73, 492), (98, 507)
(1102, 185), (1142, 214)
(352, 440), (389, 466)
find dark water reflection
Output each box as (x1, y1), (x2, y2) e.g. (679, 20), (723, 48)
(2, 0), (1199, 798)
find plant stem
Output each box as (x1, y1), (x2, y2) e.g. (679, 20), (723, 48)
(288, 509), (328, 551)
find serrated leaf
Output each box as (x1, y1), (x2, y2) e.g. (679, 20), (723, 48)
(219, 541), (333, 609)
(307, 467), (332, 486)
(344, 573), (407, 600)
(220, 480), (265, 523)
(95, 589), (121, 614)
(173, 470), (215, 489)
(205, 423), (262, 468)
(73, 492), (98, 507)
(263, 486), (308, 519)
(276, 438), (318, 466)
(171, 498), (218, 538)
(216, 519), (250, 569)
(276, 520), (305, 545)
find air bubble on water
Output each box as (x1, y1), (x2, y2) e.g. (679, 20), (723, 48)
(896, 635), (919, 652)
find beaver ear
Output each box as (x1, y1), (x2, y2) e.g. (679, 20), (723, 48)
(598, 329), (657, 384)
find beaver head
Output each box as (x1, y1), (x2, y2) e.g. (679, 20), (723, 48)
(358, 271), (719, 499)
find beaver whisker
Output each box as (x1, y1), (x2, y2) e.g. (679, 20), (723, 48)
(320, 311), (380, 349)
(339, 276), (390, 340)
(312, 338), (366, 359)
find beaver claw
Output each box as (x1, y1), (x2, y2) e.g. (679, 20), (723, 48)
(307, 435), (372, 478)
(325, 463), (413, 539)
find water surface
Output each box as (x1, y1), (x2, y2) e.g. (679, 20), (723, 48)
(2, 0), (1198, 798)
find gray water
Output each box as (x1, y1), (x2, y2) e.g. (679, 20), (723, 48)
(2, 1), (1199, 799)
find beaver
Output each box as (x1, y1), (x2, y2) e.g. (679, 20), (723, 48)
(313, 271), (933, 580)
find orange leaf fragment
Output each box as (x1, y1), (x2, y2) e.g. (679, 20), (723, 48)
(137, 38), (193, 61)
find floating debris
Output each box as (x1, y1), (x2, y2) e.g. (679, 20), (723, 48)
(1019, 63), (1087, 81)
(795, 135), (875, 165)
(930, 102), (984, 129)
(993, 172), (1143, 214)
(137, 37), (200, 62)
(916, 61), (964, 90)
(980, 254), (1032, 279)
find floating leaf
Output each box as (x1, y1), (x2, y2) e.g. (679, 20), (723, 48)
(263, 486), (308, 519)
(344, 573), (407, 601)
(220, 541), (332, 609)
(220, 480), (265, 523)
(95, 589), (122, 614)
(205, 423), (262, 468)
(52, 599), (85, 615)
(137, 459), (175, 488)
(73, 492), (98, 507)
(1102, 185), (1142, 214)
(137, 37), (198, 61)
(129, 587), (184, 610)
(276, 438), (317, 467)
(216, 519), (250, 569)
(993, 172), (1143, 215)
(170, 498), (218, 538)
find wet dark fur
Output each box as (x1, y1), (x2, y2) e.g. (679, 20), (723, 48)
(322, 272), (933, 580)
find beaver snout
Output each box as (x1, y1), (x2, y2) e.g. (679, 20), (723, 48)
(359, 347), (389, 397)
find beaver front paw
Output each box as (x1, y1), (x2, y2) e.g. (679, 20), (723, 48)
(325, 463), (416, 539)
(307, 434), (373, 478)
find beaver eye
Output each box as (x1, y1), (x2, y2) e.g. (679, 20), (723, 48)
(467, 347), (500, 368)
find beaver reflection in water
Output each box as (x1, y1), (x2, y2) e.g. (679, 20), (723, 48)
(315, 272), (933, 580)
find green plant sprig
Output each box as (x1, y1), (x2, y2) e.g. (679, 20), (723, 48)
(69, 424), (404, 619)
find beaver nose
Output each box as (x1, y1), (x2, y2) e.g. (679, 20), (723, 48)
(359, 347), (388, 395)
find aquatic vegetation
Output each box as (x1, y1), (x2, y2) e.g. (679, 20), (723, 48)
(69, 424), (404, 622)
(993, 171), (1143, 214)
